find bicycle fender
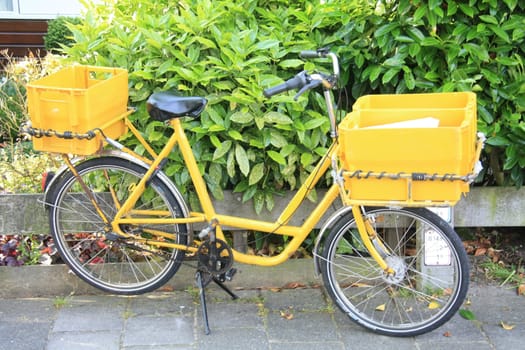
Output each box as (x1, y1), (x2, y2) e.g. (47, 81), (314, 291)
(313, 205), (355, 277)
(42, 155), (84, 208)
(43, 151), (192, 239)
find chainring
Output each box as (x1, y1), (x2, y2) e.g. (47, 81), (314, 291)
(197, 238), (234, 276)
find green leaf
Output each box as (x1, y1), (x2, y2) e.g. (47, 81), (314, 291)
(503, 0), (518, 10)
(383, 55), (404, 68)
(207, 107), (224, 127)
(464, 43), (489, 62)
(157, 59), (175, 76)
(195, 36), (217, 49)
(304, 118), (327, 130)
(265, 192), (275, 212)
(253, 191), (265, 214)
(382, 68), (400, 84)
(209, 124), (226, 132)
(479, 15), (499, 25)
(369, 65), (382, 82)
(264, 112), (293, 125)
(270, 130), (288, 148)
(458, 3), (474, 17)
(226, 149), (236, 178)
(414, 5), (427, 22)
(408, 43), (421, 57)
(300, 152), (313, 167)
(421, 37), (441, 47)
(486, 136), (511, 146)
(374, 23), (399, 37)
(404, 70), (415, 90)
(251, 115), (263, 130)
(459, 309), (476, 321)
(249, 163), (265, 185)
(504, 146), (519, 170)
(235, 144), (250, 177)
(147, 130), (164, 142)
(406, 26), (425, 42)
(213, 81), (235, 91)
(213, 140), (232, 161)
(447, 1), (458, 15)
(204, 175), (224, 200)
(255, 39), (280, 51)
(394, 35), (414, 43)
(209, 135), (221, 149)
(228, 130), (244, 141)
(279, 59), (304, 68)
(488, 24), (510, 43)
(242, 185), (257, 203)
(481, 68), (501, 84)
(267, 150), (286, 165)
(230, 111), (254, 124)
(428, 0), (441, 11)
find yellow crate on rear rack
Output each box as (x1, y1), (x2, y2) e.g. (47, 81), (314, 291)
(27, 65), (129, 155)
(338, 92), (478, 206)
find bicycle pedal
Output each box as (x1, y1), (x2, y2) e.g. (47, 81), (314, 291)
(225, 267), (237, 281)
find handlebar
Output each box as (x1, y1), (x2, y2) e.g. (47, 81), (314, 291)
(263, 72), (308, 98)
(299, 50), (323, 59)
(263, 49), (339, 100)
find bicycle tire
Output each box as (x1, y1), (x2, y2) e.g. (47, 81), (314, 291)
(47, 156), (188, 295)
(320, 207), (469, 336)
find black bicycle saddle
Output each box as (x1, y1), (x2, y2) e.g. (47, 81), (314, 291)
(147, 92), (207, 121)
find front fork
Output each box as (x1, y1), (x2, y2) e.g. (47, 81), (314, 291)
(331, 156), (394, 275)
(350, 205), (394, 275)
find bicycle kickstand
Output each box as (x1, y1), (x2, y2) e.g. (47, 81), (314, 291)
(195, 270), (211, 335)
(195, 268), (239, 335)
(195, 223), (239, 335)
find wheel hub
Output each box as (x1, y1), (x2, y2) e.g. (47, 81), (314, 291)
(382, 256), (407, 284)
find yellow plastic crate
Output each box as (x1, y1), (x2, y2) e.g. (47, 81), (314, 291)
(339, 92), (477, 205)
(27, 65), (129, 155)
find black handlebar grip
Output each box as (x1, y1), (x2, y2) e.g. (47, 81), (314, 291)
(300, 50), (322, 58)
(263, 73), (307, 98)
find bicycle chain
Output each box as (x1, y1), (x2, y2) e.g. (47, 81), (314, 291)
(104, 233), (235, 278)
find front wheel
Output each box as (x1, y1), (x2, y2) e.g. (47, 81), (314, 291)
(47, 157), (189, 295)
(320, 207), (469, 336)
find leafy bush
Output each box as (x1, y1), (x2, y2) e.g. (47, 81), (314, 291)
(63, 0), (371, 212)
(63, 0), (525, 210)
(44, 16), (82, 53)
(0, 52), (65, 144)
(0, 143), (59, 194)
(0, 234), (56, 266)
(333, 0), (525, 186)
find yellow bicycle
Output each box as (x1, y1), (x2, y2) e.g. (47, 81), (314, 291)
(27, 49), (482, 336)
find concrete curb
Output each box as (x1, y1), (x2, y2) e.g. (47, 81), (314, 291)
(0, 259), (317, 298)
(3, 187), (525, 235)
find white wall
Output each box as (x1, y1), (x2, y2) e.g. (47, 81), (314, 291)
(0, 0), (83, 19)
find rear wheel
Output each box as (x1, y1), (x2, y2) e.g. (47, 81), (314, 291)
(48, 157), (188, 295)
(320, 207), (469, 336)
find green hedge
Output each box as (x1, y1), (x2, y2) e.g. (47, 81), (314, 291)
(44, 16), (82, 53)
(333, 0), (525, 187)
(63, 0), (525, 212)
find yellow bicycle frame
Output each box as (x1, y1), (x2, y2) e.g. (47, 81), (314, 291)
(74, 116), (391, 271)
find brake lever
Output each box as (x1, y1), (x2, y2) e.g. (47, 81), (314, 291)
(293, 80), (322, 100)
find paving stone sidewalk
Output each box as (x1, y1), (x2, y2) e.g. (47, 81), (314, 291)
(1, 281), (524, 350)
